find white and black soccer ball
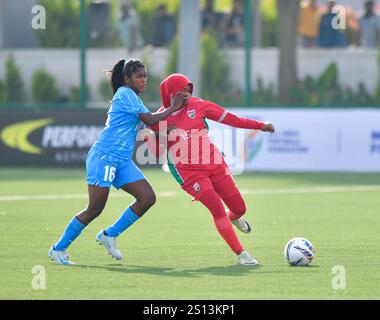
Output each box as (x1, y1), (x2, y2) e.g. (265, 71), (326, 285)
(284, 237), (315, 266)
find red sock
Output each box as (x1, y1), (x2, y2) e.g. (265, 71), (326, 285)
(199, 190), (243, 254)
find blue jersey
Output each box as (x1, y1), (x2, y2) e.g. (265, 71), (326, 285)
(92, 86), (149, 161)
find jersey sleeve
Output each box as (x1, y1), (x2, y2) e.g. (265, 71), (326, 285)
(198, 99), (226, 122)
(200, 99), (265, 130)
(136, 96), (150, 114)
(118, 88), (150, 114)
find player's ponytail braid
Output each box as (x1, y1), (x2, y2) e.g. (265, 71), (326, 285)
(110, 59), (146, 94)
(110, 59), (126, 94)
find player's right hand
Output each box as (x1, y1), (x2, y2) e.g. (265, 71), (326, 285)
(170, 91), (190, 111)
(262, 122), (275, 133)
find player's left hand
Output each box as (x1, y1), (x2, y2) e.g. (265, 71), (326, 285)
(262, 122), (275, 133)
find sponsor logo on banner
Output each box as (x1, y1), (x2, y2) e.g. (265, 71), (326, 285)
(370, 131), (380, 154)
(242, 130), (264, 162)
(0, 112), (104, 166)
(240, 129), (308, 164)
(268, 130), (308, 153)
(41, 125), (102, 148)
(1, 119), (102, 154)
(211, 109), (380, 172)
(237, 114), (264, 163)
(1, 118), (54, 154)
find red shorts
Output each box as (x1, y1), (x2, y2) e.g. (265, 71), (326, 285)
(170, 162), (241, 200)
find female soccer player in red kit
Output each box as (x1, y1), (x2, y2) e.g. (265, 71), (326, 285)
(148, 73), (275, 265)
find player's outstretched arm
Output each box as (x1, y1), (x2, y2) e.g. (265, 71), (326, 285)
(221, 112), (275, 133)
(203, 100), (275, 133)
(139, 92), (189, 126)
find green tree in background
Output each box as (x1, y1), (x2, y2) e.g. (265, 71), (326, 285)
(261, 0), (278, 47)
(31, 68), (60, 103)
(166, 33), (233, 105)
(200, 32), (232, 104)
(288, 62), (378, 107)
(98, 78), (113, 102)
(140, 54), (162, 107)
(69, 85), (91, 103)
(35, 0), (121, 48)
(4, 55), (26, 103)
(35, 0), (80, 47)
(166, 36), (178, 76)
(0, 81), (5, 103)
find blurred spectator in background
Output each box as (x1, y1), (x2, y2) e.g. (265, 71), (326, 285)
(358, 0), (380, 48)
(318, 0), (348, 47)
(298, 0), (320, 47)
(222, 0), (244, 47)
(202, 0), (224, 31)
(152, 4), (175, 47)
(202, 0), (226, 46)
(117, 3), (144, 52)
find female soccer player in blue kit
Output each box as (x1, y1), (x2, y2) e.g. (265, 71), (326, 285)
(48, 59), (188, 265)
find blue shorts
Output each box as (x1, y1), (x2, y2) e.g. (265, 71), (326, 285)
(86, 147), (145, 189)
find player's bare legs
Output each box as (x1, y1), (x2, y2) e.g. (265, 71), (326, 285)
(49, 185), (109, 265)
(96, 179), (156, 260)
(120, 179), (156, 216)
(76, 185), (110, 225)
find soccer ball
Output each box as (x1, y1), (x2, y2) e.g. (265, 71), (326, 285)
(284, 237), (315, 266)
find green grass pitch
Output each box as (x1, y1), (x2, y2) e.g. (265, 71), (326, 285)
(0, 168), (379, 300)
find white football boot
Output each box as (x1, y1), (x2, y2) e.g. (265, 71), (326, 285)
(237, 250), (259, 266)
(48, 244), (75, 265)
(231, 216), (252, 234)
(96, 231), (123, 260)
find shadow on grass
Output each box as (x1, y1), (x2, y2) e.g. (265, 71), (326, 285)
(243, 264), (321, 274)
(71, 263), (262, 278)
(287, 264), (320, 269)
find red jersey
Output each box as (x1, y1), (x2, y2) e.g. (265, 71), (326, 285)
(150, 73), (265, 170)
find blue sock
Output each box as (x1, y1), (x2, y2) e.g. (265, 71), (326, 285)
(54, 217), (86, 251)
(104, 207), (140, 237)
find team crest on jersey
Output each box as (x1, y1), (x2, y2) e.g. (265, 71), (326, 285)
(193, 182), (200, 192)
(187, 109), (196, 119)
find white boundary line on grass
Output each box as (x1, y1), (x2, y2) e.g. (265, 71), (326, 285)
(1, 185), (380, 202)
